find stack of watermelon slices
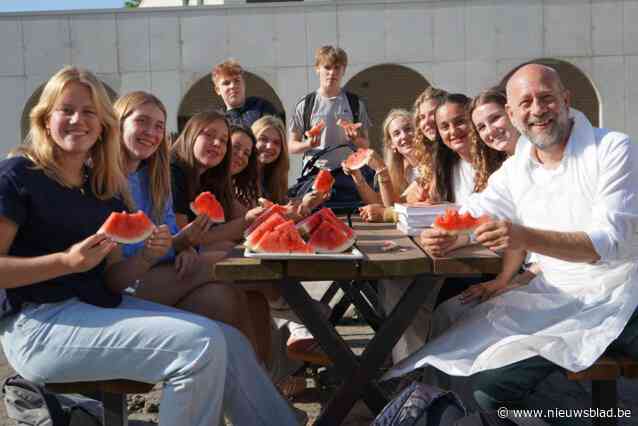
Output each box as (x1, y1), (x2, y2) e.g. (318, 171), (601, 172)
(245, 207), (355, 254)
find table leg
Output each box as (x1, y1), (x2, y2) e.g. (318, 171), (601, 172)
(278, 276), (436, 425)
(277, 279), (388, 415)
(317, 277), (434, 424)
(339, 281), (384, 331)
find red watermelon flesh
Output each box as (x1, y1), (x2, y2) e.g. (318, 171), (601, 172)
(295, 211), (323, 237)
(432, 208), (489, 235)
(312, 169), (335, 193)
(243, 204), (288, 238)
(307, 220), (355, 253)
(253, 221), (313, 253)
(343, 148), (373, 170)
(102, 211), (155, 244)
(190, 192), (225, 223)
(245, 213), (287, 249)
(318, 208), (355, 238)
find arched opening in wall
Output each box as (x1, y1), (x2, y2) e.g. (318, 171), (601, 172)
(344, 64), (430, 153)
(20, 82), (118, 142)
(177, 72), (285, 133)
(499, 58), (600, 127)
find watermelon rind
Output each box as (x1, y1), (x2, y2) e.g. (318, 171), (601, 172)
(253, 222), (314, 253)
(245, 213), (287, 249)
(295, 212), (323, 237)
(243, 204), (288, 238)
(307, 221), (355, 253)
(102, 211), (155, 244)
(190, 192), (225, 224)
(344, 148), (372, 170)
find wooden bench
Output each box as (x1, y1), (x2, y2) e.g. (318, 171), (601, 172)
(566, 354), (638, 426)
(45, 380), (155, 426)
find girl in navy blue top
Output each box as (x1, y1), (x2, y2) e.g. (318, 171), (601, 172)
(0, 66), (296, 426)
(114, 91), (260, 360)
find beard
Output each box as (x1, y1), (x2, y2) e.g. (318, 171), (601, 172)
(513, 107), (571, 151)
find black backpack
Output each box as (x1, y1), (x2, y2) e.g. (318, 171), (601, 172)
(2, 375), (102, 426)
(373, 382), (549, 426)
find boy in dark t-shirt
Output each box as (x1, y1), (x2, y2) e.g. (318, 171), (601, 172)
(212, 59), (285, 128)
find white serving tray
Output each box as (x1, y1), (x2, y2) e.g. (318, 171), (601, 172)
(244, 246), (364, 260)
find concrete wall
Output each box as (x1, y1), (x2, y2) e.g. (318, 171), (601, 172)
(0, 0), (633, 178)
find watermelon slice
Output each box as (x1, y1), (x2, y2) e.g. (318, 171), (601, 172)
(295, 211), (323, 237)
(304, 119), (326, 138)
(432, 208), (489, 235)
(253, 221), (314, 253)
(317, 208), (355, 238)
(343, 148), (373, 170)
(245, 213), (287, 249)
(307, 220), (355, 253)
(101, 211), (155, 244)
(243, 204), (288, 238)
(190, 192), (225, 223)
(336, 118), (363, 134)
(313, 169), (335, 194)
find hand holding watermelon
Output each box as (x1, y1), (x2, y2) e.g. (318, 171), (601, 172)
(473, 219), (524, 252)
(63, 233), (118, 273)
(245, 205), (267, 225)
(336, 118), (363, 139)
(419, 227), (462, 257)
(178, 214), (216, 247)
(298, 191), (330, 217)
(140, 225), (172, 265)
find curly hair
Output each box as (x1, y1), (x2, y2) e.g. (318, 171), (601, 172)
(412, 86), (448, 189)
(230, 125), (260, 208)
(430, 93), (505, 203)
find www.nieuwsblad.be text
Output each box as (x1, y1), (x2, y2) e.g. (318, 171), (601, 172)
(498, 407), (633, 420)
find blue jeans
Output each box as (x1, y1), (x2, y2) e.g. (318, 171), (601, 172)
(0, 296), (296, 426)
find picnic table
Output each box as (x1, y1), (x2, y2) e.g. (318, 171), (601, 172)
(214, 217), (501, 425)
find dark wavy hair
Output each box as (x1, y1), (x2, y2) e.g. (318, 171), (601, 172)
(230, 125), (260, 208)
(431, 93), (506, 202)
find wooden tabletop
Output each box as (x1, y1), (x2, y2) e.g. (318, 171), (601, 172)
(213, 217), (502, 281)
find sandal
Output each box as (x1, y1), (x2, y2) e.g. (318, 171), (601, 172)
(287, 337), (333, 366)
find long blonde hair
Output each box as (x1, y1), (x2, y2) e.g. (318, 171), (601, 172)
(21, 66), (130, 205)
(114, 91), (171, 223)
(252, 115), (289, 204)
(381, 109), (423, 195)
